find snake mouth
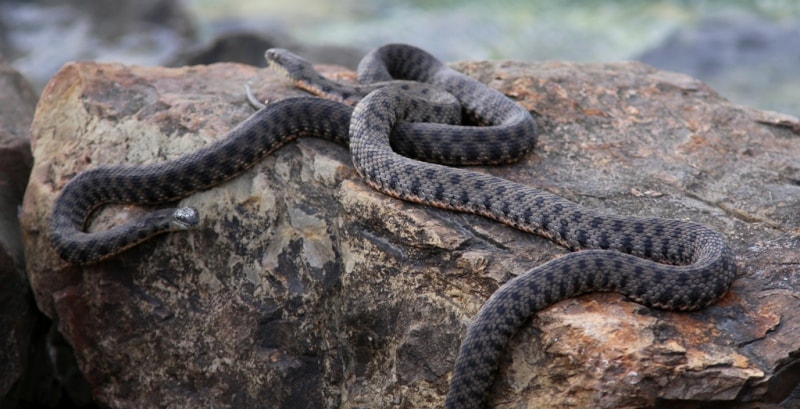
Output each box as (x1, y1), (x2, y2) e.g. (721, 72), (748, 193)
(264, 48), (310, 79)
(264, 49), (282, 67)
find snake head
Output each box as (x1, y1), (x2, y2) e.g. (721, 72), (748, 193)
(265, 48), (363, 105)
(265, 48), (316, 82)
(172, 207), (200, 229)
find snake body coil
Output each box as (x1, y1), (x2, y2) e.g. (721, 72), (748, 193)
(49, 44), (736, 408)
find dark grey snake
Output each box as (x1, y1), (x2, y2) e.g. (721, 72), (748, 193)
(49, 44), (737, 408)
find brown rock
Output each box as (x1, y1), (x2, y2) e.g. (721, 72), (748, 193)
(20, 56), (800, 408)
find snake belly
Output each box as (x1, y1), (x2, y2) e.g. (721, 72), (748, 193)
(48, 43), (737, 409)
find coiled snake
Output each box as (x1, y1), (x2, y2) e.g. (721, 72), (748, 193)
(49, 44), (737, 408)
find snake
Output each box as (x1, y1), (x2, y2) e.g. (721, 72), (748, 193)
(48, 44), (737, 408)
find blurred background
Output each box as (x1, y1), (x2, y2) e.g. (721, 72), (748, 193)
(1, 0), (798, 115)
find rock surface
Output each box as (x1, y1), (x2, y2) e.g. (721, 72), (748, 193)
(0, 55), (36, 406)
(173, 30), (364, 71)
(20, 57), (800, 408)
(638, 15), (800, 116)
(0, 0), (197, 92)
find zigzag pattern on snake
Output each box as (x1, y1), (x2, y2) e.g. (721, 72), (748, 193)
(49, 44), (737, 409)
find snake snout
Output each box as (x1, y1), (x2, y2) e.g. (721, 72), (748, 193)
(264, 48), (283, 64)
(172, 207), (200, 229)
(264, 48), (299, 68)
(264, 48), (316, 80)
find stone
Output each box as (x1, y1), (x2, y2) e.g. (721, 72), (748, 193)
(0, 0), (197, 92)
(173, 30), (364, 70)
(0, 55), (36, 407)
(0, 101), (33, 267)
(20, 56), (800, 408)
(1, 54), (101, 409)
(638, 15), (800, 115)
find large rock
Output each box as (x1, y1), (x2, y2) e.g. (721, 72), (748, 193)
(0, 0), (196, 92)
(638, 15), (800, 115)
(0, 55), (37, 406)
(173, 31), (364, 70)
(20, 56), (800, 408)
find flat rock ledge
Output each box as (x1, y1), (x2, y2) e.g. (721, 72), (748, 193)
(20, 58), (800, 408)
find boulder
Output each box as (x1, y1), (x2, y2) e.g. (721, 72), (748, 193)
(0, 55), (37, 407)
(174, 31), (364, 71)
(0, 0), (197, 92)
(637, 15), (800, 115)
(20, 56), (800, 408)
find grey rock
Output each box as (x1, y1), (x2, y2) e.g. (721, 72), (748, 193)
(0, 50), (97, 409)
(0, 54), (35, 407)
(0, 0), (197, 92)
(638, 15), (800, 115)
(172, 29), (364, 70)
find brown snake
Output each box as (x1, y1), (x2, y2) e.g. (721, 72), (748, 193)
(49, 44), (737, 408)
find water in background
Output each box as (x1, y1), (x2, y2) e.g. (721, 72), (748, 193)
(185, 0), (800, 115)
(1, 0), (797, 114)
